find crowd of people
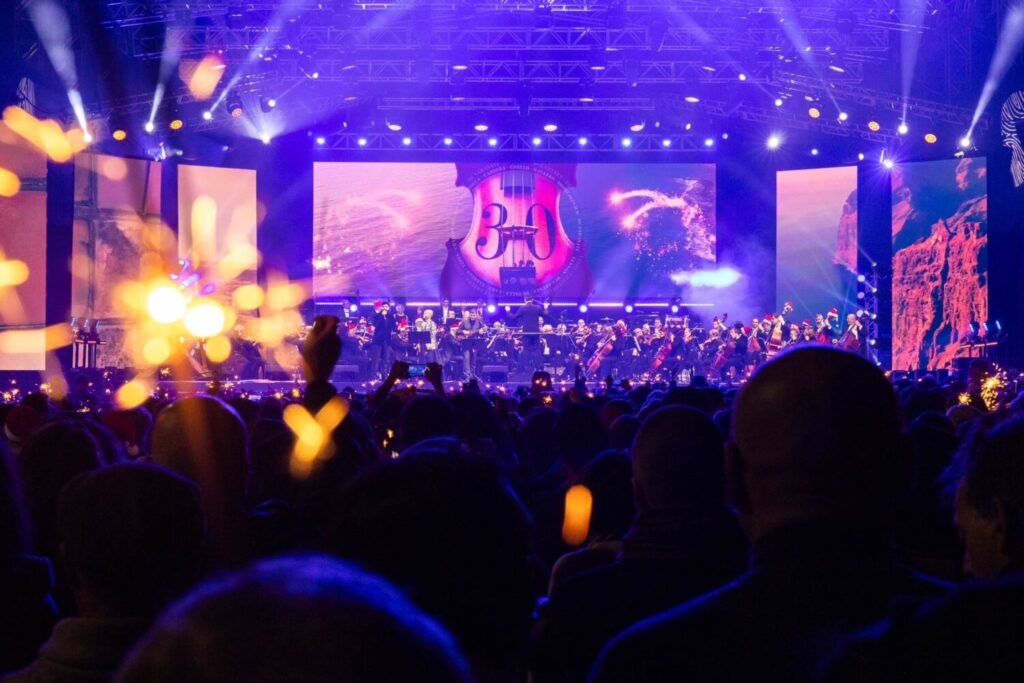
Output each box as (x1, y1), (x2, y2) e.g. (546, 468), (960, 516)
(1, 315), (1022, 682)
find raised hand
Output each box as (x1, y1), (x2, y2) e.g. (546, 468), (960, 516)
(302, 315), (342, 383)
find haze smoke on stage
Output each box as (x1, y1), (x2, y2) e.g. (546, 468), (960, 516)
(671, 267), (741, 289)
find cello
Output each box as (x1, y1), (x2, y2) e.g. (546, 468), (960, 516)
(441, 163), (592, 298)
(586, 322), (621, 377)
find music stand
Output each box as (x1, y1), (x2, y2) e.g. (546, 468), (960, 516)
(407, 331), (431, 345)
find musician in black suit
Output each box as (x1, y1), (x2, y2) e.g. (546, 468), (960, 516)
(508, 295), (543, 372)
(456, 310), (483, 379)
(369, 302), (394, 379)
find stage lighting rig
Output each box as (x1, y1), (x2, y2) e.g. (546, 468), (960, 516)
(260, 96), (277, 112)
(228, 100), (243, 118)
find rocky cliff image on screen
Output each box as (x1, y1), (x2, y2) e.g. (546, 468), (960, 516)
(891, 157), (988, 371)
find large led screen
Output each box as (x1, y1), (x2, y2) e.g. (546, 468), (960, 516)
(178, 164), (259, 300)
(0, 121), (48, 370)
(891, 157), (988, 371)
(312, 162), (716, 300)
(776, 166), (858, 322)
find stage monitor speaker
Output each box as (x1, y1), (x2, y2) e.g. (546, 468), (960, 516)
(482, 365), (509, 382)
(332, 364), (360, 382)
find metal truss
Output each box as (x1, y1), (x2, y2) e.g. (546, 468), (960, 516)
(316, 131), (714, 152)
(34, 0), (993, 142)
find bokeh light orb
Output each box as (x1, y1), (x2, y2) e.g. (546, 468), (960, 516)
(147, 286), (187, 323)
(185, 299), (226, 338)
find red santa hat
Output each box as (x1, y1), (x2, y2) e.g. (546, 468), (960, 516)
(101, 410), (139, 457)
(828, 308), (839, 317)
(743, 326), (752, 335)
(802, 319), (812, 327)
(4, 405), (40, 446)
(764, 314), (773, 322)
(373, 299), (384, 310)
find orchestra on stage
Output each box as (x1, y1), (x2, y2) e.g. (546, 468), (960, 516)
(310, 297), (870, 384)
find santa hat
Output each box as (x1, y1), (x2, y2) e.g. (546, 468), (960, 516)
(802, 319), (812, 327)
(373, 299), (384, 310)
(764, 314), (773, 322)
(4, 405), (40, 445)
(101, 410), (139, 457)
(743, 326), (752, 335)
(828, 308), (839, 317)
(784, 301), (794, 309)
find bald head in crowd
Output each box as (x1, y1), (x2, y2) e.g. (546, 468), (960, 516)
(728, 346), (903, 540)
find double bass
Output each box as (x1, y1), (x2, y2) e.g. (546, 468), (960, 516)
(441, 163), (592, 298)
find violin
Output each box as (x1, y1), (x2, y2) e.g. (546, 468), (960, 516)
(442, 163), (592, 298)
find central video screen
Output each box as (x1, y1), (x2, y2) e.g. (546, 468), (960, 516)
(312, 161), (716, 300)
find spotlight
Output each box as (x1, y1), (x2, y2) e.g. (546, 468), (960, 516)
(349, 303), (359, 313)
(112, 129), (127, 141)
(487, 137), (498, 147)
(402, 136), (413, 146)
(857, 274), (866, 283)
(83, 131), (93, 143)
(474, 122), (489, 132)
(169, 119), (184, 131)
(897, 122), (909, 135)
(486, 304), (497, 314)
(721, 132), (729, 140)
(883, 158), (894, 169)
(867, 120), (881, 132)
(443, 137), (453, 146)
(959, 135), (972, 148)
(144, 121), (155, 134)
(260, 96), (277, 112)
(924, 133), (937, 144)
(543, 123), (558, 132)
(738, 73), (747, 81)
(357, 137), (368, 146)
(621, 137), (632, 147)
(808, 107), (821, 119)
(386, 120), (403, 132)
(202, 110), (213, 121)
(811, 148), (819, 155)
(579, 303), (588, 313)
(704, 138), (714, 147)
(624, 304), (634, 313)
(504, 305), (512, 313)
(684, 123), (692, 131)
(857, 291), (865, 300)
(261, 133), (271, 145)
(228, 101), (243, 118)
(315, 136), (326, 145)
(838, 112), (848, 121)
(670, 304), (679, 313)
(774, 98), (783, 107)
(661, 138), (671, 147)
(767, 134), (781, 150)
(684, 96), (700, 103)
(629, 120), (646, 133)
(531, 136), (542, 146)
(578, 136), (588, 146)
(858, 153), (865, 161)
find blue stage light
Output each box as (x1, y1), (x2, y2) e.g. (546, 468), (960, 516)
(486, 304), (497, 314)
(443, 137), (453, 146)
(532, 136), (542, 146)
(488, 137), (498, 147)
(579, 304), (588, 313)
(704, 138), (714, 147)
(578, 136), (588, 146)
(402, 136), (412, 146)
(621, 137), (632, 147)
(357, 137), (367, 146)
(315, 136), (326, 145)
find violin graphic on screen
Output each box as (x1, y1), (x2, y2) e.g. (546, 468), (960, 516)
(440, 163), (592, 299)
